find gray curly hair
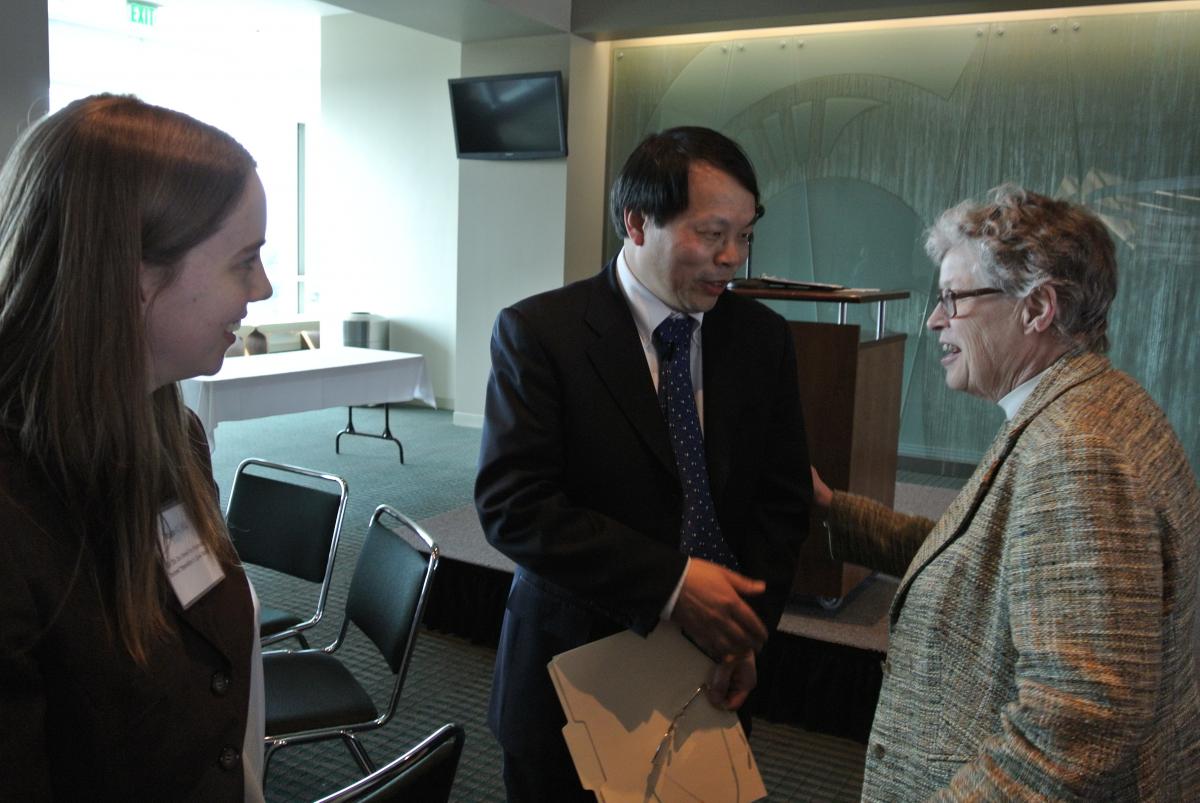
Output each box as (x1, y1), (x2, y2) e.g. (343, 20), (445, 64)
(924, 184), (1117, 353)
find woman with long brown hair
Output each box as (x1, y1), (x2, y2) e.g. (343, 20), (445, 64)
(0, 94), (272, 799)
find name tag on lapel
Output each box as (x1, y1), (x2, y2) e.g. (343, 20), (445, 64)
(158, 502), (225, 609)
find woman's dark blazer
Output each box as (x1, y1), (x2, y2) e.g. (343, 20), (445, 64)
(0, 431), (253, 800)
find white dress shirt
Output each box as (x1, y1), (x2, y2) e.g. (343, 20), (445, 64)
(998, 368), (1049, 421)
(615, 248), (705, 618)
(616, 249), (706, 426)
(243, 582), (265, 802)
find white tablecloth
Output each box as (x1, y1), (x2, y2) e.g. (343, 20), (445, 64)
(181, 347), (435, 447)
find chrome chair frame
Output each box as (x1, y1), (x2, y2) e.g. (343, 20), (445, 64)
(262, 504), (439, 781)
(226, 458), (349, 648)
(311, 722), (465, 803)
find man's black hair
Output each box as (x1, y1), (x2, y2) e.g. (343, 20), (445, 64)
(608, 126), (763, 239)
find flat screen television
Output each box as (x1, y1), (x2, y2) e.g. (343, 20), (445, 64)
(448, 71), (567, 160)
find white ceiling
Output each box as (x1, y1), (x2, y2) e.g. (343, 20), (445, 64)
(316, 0), (564, 42)
(128, 0), (1175, 44)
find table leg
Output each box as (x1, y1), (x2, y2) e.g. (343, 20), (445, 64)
(335, 404), (405, 462)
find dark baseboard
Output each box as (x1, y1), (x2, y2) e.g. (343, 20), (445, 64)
(896, 454), (976, 479)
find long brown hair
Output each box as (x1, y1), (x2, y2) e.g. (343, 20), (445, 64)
(0, 95), (254, 663)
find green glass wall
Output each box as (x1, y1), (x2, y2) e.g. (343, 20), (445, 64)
(607, 10), (1200, 471)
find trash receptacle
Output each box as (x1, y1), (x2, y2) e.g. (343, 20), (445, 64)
(343, 312), (388, 350)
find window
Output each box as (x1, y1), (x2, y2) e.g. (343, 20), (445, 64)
(47, 0), (323, 324)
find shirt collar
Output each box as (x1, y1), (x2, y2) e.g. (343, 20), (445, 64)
(616, 248), (704, 344)
(998, 368), (1048, 421)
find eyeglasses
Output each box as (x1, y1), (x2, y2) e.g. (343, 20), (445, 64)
(933, 287), (1003, 318)
(651, 684), (707, 767)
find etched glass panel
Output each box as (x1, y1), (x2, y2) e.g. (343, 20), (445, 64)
(608, 9), (1200, 471)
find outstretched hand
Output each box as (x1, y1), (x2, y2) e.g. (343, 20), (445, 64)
(811, 465), (832, 516)
(671, 558), (768, 657)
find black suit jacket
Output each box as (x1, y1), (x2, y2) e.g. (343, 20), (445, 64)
(475, 259), (810, 756)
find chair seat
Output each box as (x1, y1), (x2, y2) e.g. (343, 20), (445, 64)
(264, 651), (378, 735)
(259, 606), (302, 637)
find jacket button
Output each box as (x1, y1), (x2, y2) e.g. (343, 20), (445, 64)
(211, 672), (231, 696)
(218, 746), (240, 771)
(872, 743), (886, 760)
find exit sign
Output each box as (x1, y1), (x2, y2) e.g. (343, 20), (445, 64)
(128, 1), (157, 26)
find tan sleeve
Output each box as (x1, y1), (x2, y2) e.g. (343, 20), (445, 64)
(826, 490), (935, 578)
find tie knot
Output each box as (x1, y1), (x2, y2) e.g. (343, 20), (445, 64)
(653, 315), (693, 352)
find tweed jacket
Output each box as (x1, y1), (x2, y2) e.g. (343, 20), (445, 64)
(829, 350), (1200, 801)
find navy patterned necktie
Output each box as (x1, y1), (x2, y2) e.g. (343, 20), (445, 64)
(653, 315), (739, 570)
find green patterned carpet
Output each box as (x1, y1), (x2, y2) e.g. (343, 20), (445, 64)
(210, 404), (867, 802)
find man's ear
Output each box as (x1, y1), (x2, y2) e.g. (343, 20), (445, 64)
(623, 208), (647, 246)
(1022, 283), (1058, 334)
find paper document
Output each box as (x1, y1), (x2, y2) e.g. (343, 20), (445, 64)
(727, 276), (843, 292)
(547, 622), (767, 802)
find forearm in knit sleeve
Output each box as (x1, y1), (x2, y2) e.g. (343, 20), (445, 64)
(825, 490), (935, 578)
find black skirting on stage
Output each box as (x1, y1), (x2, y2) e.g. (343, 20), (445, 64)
(421, 558), (881, 743)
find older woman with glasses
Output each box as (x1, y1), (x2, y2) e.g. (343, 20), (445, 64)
(812, 185), (1200, 800)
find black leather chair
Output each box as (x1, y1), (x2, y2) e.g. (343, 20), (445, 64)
(225, 458), (349, 648)
(263, 504), (440, 782)
(311, 723), (465, 803)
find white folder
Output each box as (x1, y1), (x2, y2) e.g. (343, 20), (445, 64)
(547, 622), (767, 803)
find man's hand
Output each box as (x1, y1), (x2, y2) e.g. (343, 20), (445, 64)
(707, 651), (757, 710)
(811, 465), (832, 516)
(671, 559), (768, 656)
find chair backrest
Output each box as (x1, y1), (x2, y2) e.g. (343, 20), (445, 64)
(345, 505), (439, 679)
(312, 723), (465, 803)
(226, 459), (348, 583)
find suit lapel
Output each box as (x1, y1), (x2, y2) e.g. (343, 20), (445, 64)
(889, 424), (1014, 623)
(166, 563), (252, 670)
(584, 262), (677, 478)
(889, 350), (1111, 623)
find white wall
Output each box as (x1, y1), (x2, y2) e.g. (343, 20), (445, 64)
(452, 33), (611, 427)
(316, 13), (461, 407)
(563, 36), (612, 286)
(452, 34), (572, 427)
(0, 0), (49, 159)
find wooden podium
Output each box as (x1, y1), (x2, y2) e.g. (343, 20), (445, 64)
(732, 286), (909, 604)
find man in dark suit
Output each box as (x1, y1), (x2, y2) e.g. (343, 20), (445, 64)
(475, 126), (811, 801)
